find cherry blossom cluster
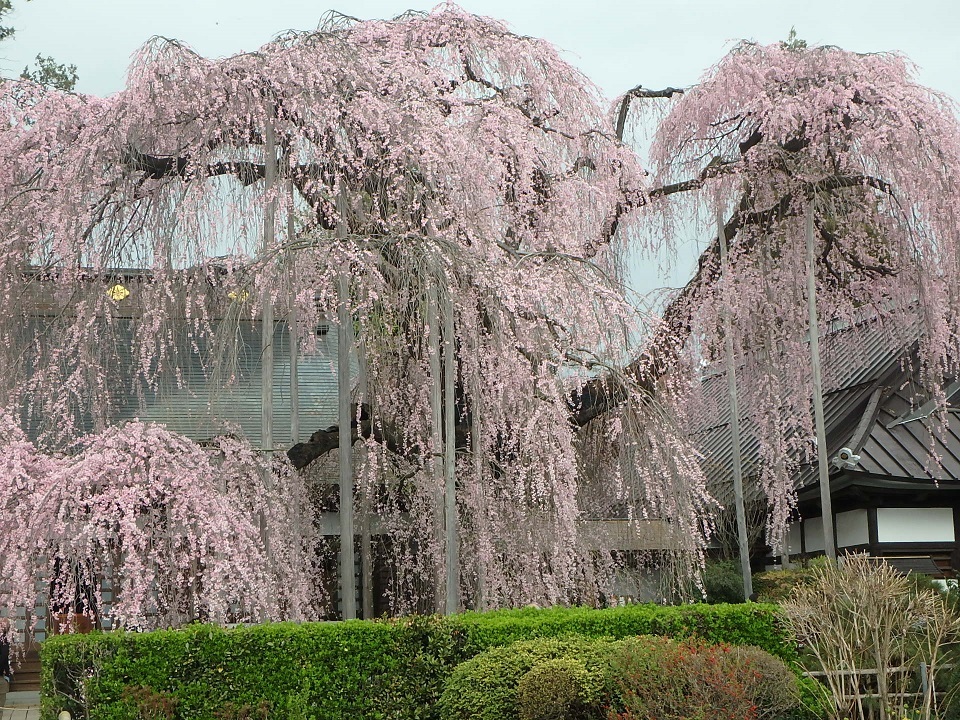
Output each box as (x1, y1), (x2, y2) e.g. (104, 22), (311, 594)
(5, 9), (958, 611)
(644, 40), (960, 545)
(0, 418), (320, 634)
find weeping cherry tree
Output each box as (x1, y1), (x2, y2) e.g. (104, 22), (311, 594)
(0, 7), (715, 621)
(619, 37), (960, 548)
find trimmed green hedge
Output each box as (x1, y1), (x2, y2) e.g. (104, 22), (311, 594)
(41, 603), (795, 720)
(446, 603), (797, 659)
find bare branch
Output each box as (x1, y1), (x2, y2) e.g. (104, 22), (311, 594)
(615, 85), (686, 140)
(123, 148), (266, 186)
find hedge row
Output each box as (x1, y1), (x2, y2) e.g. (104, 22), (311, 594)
(41, 602), (796, 720)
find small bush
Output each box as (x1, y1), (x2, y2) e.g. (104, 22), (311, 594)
(516, 658), (596, 720)
(438, 637), (611, 720)
(703, 560), (746, 604)
(727, 645), (802, 720)
(608, 637), (762, 720)
(606, 637), (813, 720)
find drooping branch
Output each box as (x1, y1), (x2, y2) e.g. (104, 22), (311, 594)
(290, 193), (772, 466)
(283, 164), (900, 468)
(286, 401), (472, 469)
(574, 171), (899, 426)
(597, 138), (891, 247)
(571, 213), (734, 426)
(286, 403), (381, 469)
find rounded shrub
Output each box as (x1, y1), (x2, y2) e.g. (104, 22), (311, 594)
(437, 636), (612, 720)
(727, 645), (803, 720)
(606, 637), (812, 720)
(607, 636), (759, 720)
(516, 657), (607, 720)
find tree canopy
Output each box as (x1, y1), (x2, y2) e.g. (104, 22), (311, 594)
(636, 39), (960, 541)
(1, 7), (959, 626)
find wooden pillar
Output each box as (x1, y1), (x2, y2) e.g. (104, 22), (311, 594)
(288, 179), (300, 446)
(337, 191), (357, 620)
(717, 209), (753, 599)
(358, 338), (374, 620)
(806, 197), (836, 560)
(261, 113), (276, 461)
(260, 107), (277, 555)
(471, 401), (487, 611)
(360, 493), (374, 619)
(427, 281), (445, 613)
(442, 291), (459, 614)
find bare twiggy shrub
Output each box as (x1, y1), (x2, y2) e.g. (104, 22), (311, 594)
(782, 553), (960, 720)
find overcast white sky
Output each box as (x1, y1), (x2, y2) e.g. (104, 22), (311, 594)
(2, 0), (958, 295)
(3, 0), (959, 101)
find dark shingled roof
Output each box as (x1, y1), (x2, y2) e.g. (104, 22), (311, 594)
(695, 314), (960, 504)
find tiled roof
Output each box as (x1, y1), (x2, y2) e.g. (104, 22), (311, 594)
(695, 314), (960, 502)
(854, 382), (960, 481)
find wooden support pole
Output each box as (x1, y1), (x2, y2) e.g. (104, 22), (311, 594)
(427, 281), (445, 613)
(360, 493), (374, 619)
(261, 112), (276, 461)
(442, 290), (459, 615)
(806, 197), (837, 560)
(260, 108), (277, 556)
(358, 338), (374, 620)
(473, 407), (487, 612)
(338, 192), (357, 620)
(288, 179), (300, 446)
(718, 209), (753, 600)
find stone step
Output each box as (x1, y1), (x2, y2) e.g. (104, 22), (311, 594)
(6, 683), (39, 694)
(3, 688), (42, 708)
(8, 648), (41, 694)
(8, 671), (39, 693)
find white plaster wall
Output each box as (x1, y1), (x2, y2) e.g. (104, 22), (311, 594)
(804, 516), (825, 552)
(876, 508), (955, 543)
(836, 509), (870, 547)
(786, 523), (802, 555)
